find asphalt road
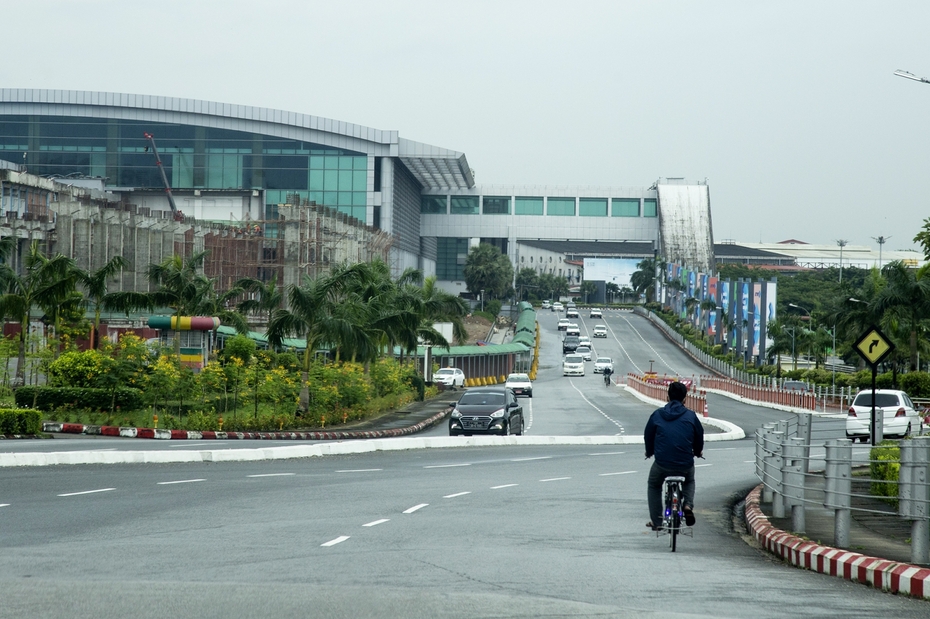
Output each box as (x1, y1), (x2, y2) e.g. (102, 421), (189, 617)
(1, 309), (927, 618)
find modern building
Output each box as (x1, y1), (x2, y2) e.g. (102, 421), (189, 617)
(0, 89), (715, 292)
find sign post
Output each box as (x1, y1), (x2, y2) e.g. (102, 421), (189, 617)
(853, 326), (895, 446)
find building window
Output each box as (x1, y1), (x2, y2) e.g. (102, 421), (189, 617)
(515, 196), (544, 215)
(612, 198), (640, 217)
(421, 195), (447, 214)
(579, 198), (607, 217)
(437, 237), (470, 280)
(482, 196), (510, 215)
(644, 199), (657, 217)
(547, 197), (575, 216)
(451, 195), (479, 215)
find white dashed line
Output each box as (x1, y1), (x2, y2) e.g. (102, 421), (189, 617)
(491, 484), (518, 489)
(336, 469), (383, 473)
(0, 503), (9, 507)
(403, 503), (429, 514)
(600, 470), (637, 476)
(590, 452), (626, 456)
(157, 479), (206, 485)
(444, 492), (471, 498)
(743, 460), (755, 463)
(540, 477), (571, 482)
(363, 519), (390, 527)
(567, 381), (625, 433)
(321, 536), (350, 547)
(511, 456), (550, 462)
(58, 488), (115, 497)
(695, 464), (713, 468)
(424, 464), (470, 469)
(707, 448), (736, 451)
(247, 473), (296, 478)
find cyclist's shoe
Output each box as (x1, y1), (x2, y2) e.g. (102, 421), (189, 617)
(683, 507), (696, 526)
(646, 521), (663, 531)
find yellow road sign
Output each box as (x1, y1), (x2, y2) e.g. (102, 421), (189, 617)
(854, 326), (894, 366)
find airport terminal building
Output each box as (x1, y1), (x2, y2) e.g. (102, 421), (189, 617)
(0, 89), (714, 293)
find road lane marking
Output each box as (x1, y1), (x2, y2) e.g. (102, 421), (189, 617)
(540, 477), (571, 482)
(590, 452), (626, 456)
(321, 536), (350, 547)
(0, 503), (9, 507)
(424, 464), (470, 469)
(600, 470), (637, 476)
(403, 503), (429, 514)
(336, 469), (383, 473)
(744, 460), (755, 463)
(511, 456), (550, 462)
(444, 492), (471, 498)
(695, 464), (713, 468)
(247, 473), (296, 478)
(157, 479), (206, 485)
(567, 381), (625, 432)
(363, 519), (390, 527)
(707, 448), (736, 451)
(58, 488), (115, 497)
(491, 484), (518, 489)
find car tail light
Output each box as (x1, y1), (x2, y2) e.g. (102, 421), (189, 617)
(848, 407), (857, 417)
(896, 407), (906, 418)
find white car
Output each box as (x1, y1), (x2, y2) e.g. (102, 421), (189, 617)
(557, 318), (570, 331)
(504, 373), (533, 398)
(594, 357), (614, 374)
(575, 345), (592, 361)
(566, 308), (579, 318)
(541, 300), (551, 309)
(846, 389), (921, 442)
(578, 335), (591, 346)
(562, 354), (585, 376)
(593, 325), (608, 338)
(565, 324), (580, 337)
(589, 309), (602, 319)
(552, 302), (564, 312)
(433, 367), (466, 388)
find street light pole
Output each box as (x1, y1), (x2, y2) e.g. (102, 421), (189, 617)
(872, 235), (891, 270)
(836, 239), (848, 284)
(788, 303), (813, 372)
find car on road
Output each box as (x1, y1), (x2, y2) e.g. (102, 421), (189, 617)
(449, 386), (524, 436)
(593, 325), (608, 338)
(578, 335), (591, 346)
(505, 373), (533, 398)
(594, 357), (614, 374)
(846, 389), (921, 442)
(562, 335), (581, 354)
(552, 302), (564, 312)
(558, 318), (570, 331)
(433, 367), (466, 388)
(575, 345), (592, 361)
(565, 324), (581, 337)
(562, 354), (585, 376)
(589, 308), (602, 319)
(782, 380), (810, 392)
(566, 308), (579, 318)
(541, 300), (551, 309)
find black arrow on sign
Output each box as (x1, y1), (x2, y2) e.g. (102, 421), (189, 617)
(869, 339), (879, 353)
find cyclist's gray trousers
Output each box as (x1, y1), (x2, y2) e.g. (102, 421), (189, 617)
(647, 462), (695, 526)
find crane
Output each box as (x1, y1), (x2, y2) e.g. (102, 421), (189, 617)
(143, 132), (184, 221)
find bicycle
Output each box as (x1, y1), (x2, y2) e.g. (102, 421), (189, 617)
(603, 370), (613, 386)
(658, 475), (693, 552)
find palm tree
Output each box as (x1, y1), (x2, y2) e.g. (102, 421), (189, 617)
(872, 261), (930, 370)
(236, 274), (283, 329)
(76, 255), (129, 348)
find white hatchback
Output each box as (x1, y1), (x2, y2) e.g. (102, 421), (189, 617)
(433, 367), (466, 388)
(846, 389), (921, 442)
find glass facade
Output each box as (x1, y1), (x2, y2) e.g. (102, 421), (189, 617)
(421, 195), (447, 214)
(0, 115), (369, 222)
(450, 195), (479, 215)
(482, 196), (510, 215)
(515, 196), (543, 215)
(644, 199), (658, 217)
(579, 198), (607, 217)
(437, 237), (469, 280)
(612, 198), (640, 217)
(547, 197), (575, 216)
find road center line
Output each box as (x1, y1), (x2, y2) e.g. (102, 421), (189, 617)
(0, 503), (10, 507)
(600, 470), (637, 476)
(58, 488), (115, 497)
(444, 491), (471, 498)
(336, 469), (383, 473)
(157, 479), (206, 485)
(424, 464), (471, 469)
(321, 536), (350, 547)
(363, 519), (390, 527)
(491, 484), (518, 489)
(247, 473), (296, 478)
(540, 477), (571, 482)
(403, 503), (429, 514)
(590, 452), (626, 456)
(511, 456), (550, 462)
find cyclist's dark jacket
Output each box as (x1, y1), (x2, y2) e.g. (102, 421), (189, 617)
(644, 400), (704, 469)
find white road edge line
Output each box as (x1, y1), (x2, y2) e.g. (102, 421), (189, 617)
(403, 503), (429, 514)
(247, 473), (296, 478)
(511, 456), (550, 462)
(336, 469), (383, 473)
(491, 484), (518, 489)
(600, 471), (637, 476)
(363, 519), (390, 527)
(540, 477), (571, 482)
(590, 452), (626, 456)
(58, 488), (115, 497)
(321, 536), (350, 547)
(157, 479), (206, 485)
(444, 491), (471, 498)
(424, 464), (470, 469)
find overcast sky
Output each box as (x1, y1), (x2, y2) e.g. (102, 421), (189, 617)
(5, 1), (930, 253)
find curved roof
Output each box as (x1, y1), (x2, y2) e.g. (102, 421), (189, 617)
(0, 89), (474, 190)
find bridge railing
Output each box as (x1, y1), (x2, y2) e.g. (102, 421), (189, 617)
(625, 373), (708, 417)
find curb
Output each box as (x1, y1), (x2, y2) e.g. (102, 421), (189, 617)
(42, 409), (451, 441)
(743, 485), (930, 599)
(621, 385), (746, 441)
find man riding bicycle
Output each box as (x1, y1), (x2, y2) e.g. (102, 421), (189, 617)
(602, 366), (613, 385)
(644, 381), (704, 531)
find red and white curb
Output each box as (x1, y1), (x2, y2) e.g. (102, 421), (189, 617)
(744, 485), (930, 599)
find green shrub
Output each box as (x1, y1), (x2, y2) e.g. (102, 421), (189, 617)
(15, 386), (144, 412)
(900, 372), (930, 398)
(869, 440), (900, 507)
(0, 408), (42, 434)
(485, 299), (502, 317)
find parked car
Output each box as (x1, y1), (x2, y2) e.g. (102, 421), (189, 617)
(593, 325), (608, 338)
(449, 386), (524, 436)
(563, 354), (585, 376)
(552, 302), (564, 312)
(565, 324), (581, 337)
(505, 373), (533, 398)
(594, 357), (614, 374)
(575, 345), (592, 361)
(846, 389), (921, 442)
(557, 318), (570, 331)
(589, 308), (602, 319)
(433, 367), (466, 388)
(562, 335), (581, 354)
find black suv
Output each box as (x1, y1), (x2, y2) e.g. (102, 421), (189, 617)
(449, 386), (524, 436)
(562, 335), (581, 354)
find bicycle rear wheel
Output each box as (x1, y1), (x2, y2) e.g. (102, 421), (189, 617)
(670, 488), (681, 552)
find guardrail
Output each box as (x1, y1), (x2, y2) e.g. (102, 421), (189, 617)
(625, 373), (708, 417)
(700, 375), (817, 410)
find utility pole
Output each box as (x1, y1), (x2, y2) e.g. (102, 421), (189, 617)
(836, 239), (848, 283)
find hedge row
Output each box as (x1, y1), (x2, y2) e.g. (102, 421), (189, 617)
(14, 387), (145, 412)
(0, 408), (42, 435)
